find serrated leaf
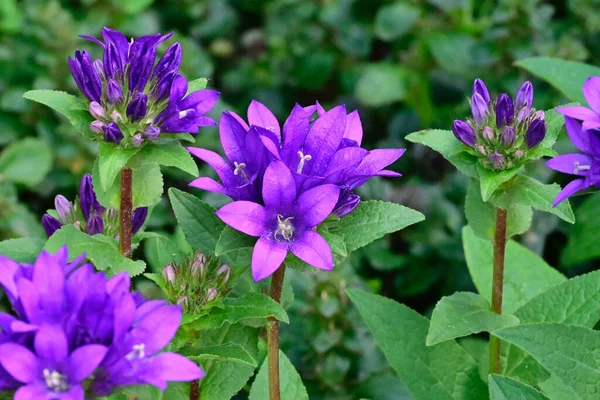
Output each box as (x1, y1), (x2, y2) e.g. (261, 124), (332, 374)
(181, 344), (257, 367)
(465, 180), (533, 240)
(347, 289), (487, 400)
(491, 175), (575, 223)
(489, 374), (549, 400)
(44, 225), (146, 276)
(462, 226), (565, 314)
(494, 323), (600, 400)
(134, 143), (199, 176)
(22, 90), (93, 136)
(477, 164), (520, 202)
(536, 105), (569, 151)
(97, 142), (140, 192)
(538, 376), (581, 400)
(515, 57), (600, 104)
(427, 292), (519, 346)
(562, 196), (600, 265)
(168, 188), (225, 254)
(139, 232), (183, 272)
(325, 200), (424, 254)
(0, 138), (53, 186)
(0, 237), (45, 263)
(187, 78), (208, 94)
(215, 226), (255, 260)
(249, 350), (308, 400)
(405, 129), (478, 177)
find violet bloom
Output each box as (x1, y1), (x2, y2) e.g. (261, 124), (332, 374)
(546, 117), (600, 205)
(558, 76), (600, 131)
(70, 27), (219, 146)
(216, 161), (339, 281)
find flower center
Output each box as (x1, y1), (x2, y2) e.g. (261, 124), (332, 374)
(126, 343), (146, 360)
(233, 162), (249, 182)
(43, 369), (69, 392)
(574, 162), (591, 174)
(274, 214), (294, 241)
(297, 151), (312, 174)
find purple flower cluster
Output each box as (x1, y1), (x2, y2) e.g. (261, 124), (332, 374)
(69, 27), (219, 146)
(452, 79), (547, 170)
(0, 248), (202, 399)
(188, 101), (404, 281)
(42, 174), (147, 238)
(546, 77), (600, 205)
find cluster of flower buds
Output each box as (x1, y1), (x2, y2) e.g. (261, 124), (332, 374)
(41, 174), (147, 238)
(161, 252), (231, 313)
(69, 28), (218, 147)
(452, 79), (547, 170)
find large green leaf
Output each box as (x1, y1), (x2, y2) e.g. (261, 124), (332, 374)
(168, 188), (225, 254)
(180, 344), (257, 367)
(562, 196), (600, 266)
(97, 142), (141, 192)
(134, 143), (199, 176)
(477, 164), (520, 202)
(427, 292), (519, 346)
(186, 78), (208, 94)
(515, 57), (600, 104)
(355, 63), (409, 107)
(214, 225), (255, 268)
(347, 289), (487, 400)
(488, 374), (549, 400)
(462, 226), (566, 314)
(138, 232), (183, 273)
(0, 138), (52, 186)
(23, 90), (93, 136)
(0, 237), (45, 263)
(495, 323), (600, 400)
(249, 351), (309, 400)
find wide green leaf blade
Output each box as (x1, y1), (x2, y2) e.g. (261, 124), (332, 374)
(180, 344), (257, 367)
(23, 90), (93, 136)
(186, 78), (208, 94)
(249, 351), (309, 400)
(427, 292), (519, 346)
(134, 143), (199, 176)
(347, 289), (487, 400)
(0, 237), (45, 263)
(477, 164), (520, 202)
(0, 138), (53, 186)
(489, 374), (549, 400)
(97, 142), (141, 192)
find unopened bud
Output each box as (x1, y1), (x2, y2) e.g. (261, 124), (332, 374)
(206, 287), (218, 302)
(132, 134), (144, 148)
(495, 94), (514, 128)
(163, 265), (176, 283)
(514, 149), (524, 159)
(489, 151), (505, 169)
(93, 60), (104, 77)
(73, 221), (82, 231)
(90, 120), (105, 133)
(111, 111), (122, 123)
(451, 120), (476, 147)
(192, 253), (206, 278)
(54, 195), (72, 223)
(482, 125), (495, 142)
(475, 145), (486, 156)
(89, 101), (105, 119)
(176, 296), (188, 310)
(216, 264), (231, 285)
(534, 110), (545, 120)
(500, 126), (515, 147)
(144, 126), (161, 141)
(516, 106), (530, 124)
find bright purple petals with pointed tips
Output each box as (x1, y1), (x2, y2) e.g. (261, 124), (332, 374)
(252, 237), (288, 282)
(248, 100), (281, 140)
(473, 78), (491, 103)
(583, 76), (600, 113)
(216, 201), (268, 237)
(290, 230), (334, 271)
(452, 120), (476, 147)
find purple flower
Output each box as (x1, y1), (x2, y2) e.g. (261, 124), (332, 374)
(68, 50), (102, 103)
(471, 93), (488, 124)
(42, 214), (62, 237)
(452, 120), (476, 147)
(473, 78), (491, 104)
(54, 195), (72, 223)
(525, 118), (546, 148)
(86, 214), (104, 235)
(126, 93), (148, 123)
(106, 79), (123, 105)
(558, 76), (600, 131)
(103, 122), (124, 145)
(546, 117), (600, 205)
(489, 151), (505, 169)
(515, 81), (533, 109)
(216, 161), (339, 281)
(79, 174), (102, 221)
(496, 94), (514, 128)
(132, 207), (148, 234)
(500, 126), (516, 147)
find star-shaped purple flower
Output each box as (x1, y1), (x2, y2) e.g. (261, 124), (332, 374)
(216, 161), (340, 281)
(557, 76), (600, 131)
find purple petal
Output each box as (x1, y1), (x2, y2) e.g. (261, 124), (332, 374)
(324, 147), (369, 183)
(190, 177), (228, 195)
(216, 201), (268, 237)
(553, 179), (589, 206)
(557, 105), (598, 121)
(169, 75), (189, 105)
(67, 345), (107, 383)
(582, 119), (600, 131)
(219, 112), (249, 165)
(151, 353), (205, 382)
(296, 184), (340, 227)
(282, 104), (310, 147)
(227, 110), (250, 130)
(303, 105), (347, 175)
(255, 126), (282, 160)
(187, 147), (233, 185)
(251, 237), (288, 281)
(35, 324), (68, 363)
(316, 101), (327, 116)
(0, 343), (38, 383)
(583, 76), (600, 113)
(343, 110), (363, 145)
(262, 161), (296, 210)
(101, 28), (129, 60)
(290, 230), (333, 271)
(0, 256), (20, 299)
(564, 117), (590, 154)
(132, 305), (182, 355)
(33, 251), (65, 313)
(546, 154), (593, 176)
(248, 100), (280, 141)
(14, 385), (47, 400)
(180, 90), (220, 115)
(352, 148), (406, 177)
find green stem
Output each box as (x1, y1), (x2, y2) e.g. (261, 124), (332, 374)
(268, 265), (286, 400)
(489, 207), (507, 374)
(120, 168), (133, 259)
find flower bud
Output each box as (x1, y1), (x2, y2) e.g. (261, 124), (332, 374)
(144, 126), (161, 141)
(152, 43), (182, 82)
(90, 120), (105, 133)
(79, 174), (102, 221)
(103, 122), (124, 145)
(526, 119), (546, 148)
(475, 145), (486, 156)
(333, 193), (360, 217)
(516, 106), (530, 124)
(451, 120), (476, 147)
(515, 81), (533, 109)
(73, 221), (82, 231)
(482, 125), (495, 142)
(42, 214), (62, 237)
(473, 78), (491, 103)
(93, 59), (104, 77)
(132, 207), (148, 234)
(216, 264), (231, 285)
(89, 101), (105, 119)
(106, 79), (124, 104)
(489, 151), (505, 169)
(514, 149), (524, 159)
(54, 195), (72, 223)
(86, 214), (104, 235)
(206, 288), (218, 302)
(534, 110), (545, 120)
(471, 93), (488, 124)
(163, 265), (176, 283)
(132, 134), (144, 148)
(111, 111), (123, 123)
(126, 93), (148, 123)
(177, 296), (188, 310)
(500, 126), (515, 147)
(495, 94), (514, 128)
(191, 253), (206, 278)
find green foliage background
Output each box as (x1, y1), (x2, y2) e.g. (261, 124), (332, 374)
(1, 0), (600, 398)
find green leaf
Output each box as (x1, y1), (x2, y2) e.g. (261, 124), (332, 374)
(112, 0), (154, 13)
(214, 226), (255, 269)
(494, 323), (600, 400)
(0, 138), (52, 186)
(538, 376), (581, 400)
(249, 351), (308, 400)
(325, 200), (424, 254)
(22, 90), (93, 136)
(97, 142), (140, 192)
(180, 344), (257, 367)
(168, 188), (225, 254)
(405, 130), (478, 177)
(515, 57), (600, 104)
(185, 293), (289, 330)
(477, 164), (520, 202)
(135, 143), (199, 176)
(489, 374), (549, 400)
(536, 106), (569, 151)
(426, 292), (519, 346)
(465, 180), (533, 240)
(0, 237), (45, 263)
(462, 226), (566, 314)
(347, 289), (487, 400)
(187, 78), (208, 94)
(44, 225), (146, 276)
(139, 232), (183, 273)
(374, 3), (420, 42)
(355, 63), (409, 107)
(491, 175), (575, 223)
(562, 196), (600, 265)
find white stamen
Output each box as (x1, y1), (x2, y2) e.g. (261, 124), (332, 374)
(179, 109), (192, 119)
(274, 214), (294, 241)
(297, 151), (312, 174)
(265, 126), (276, 132)
(233, 162), (249, 183)
(574, 162), (591, 174)
(126, 343), (146, 360)
(43, 369), (69, 392)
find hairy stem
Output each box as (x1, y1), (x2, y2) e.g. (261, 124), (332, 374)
(268, 265), (286, 400)
(489, 207), (507, 374)
(189, 380), (200, 400)
(120, 168), (133, 259)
